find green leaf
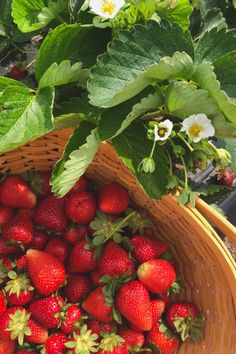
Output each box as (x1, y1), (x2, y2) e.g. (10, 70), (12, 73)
(211, 113), (236, 138)
(218, 138), (236, 172)
(196, 184), (233, 197)
(0, 0), (12, 36)
(0, 76), (27, 92)
(38, 60), (84, 89)
(234, 0), (236, 8)
(158, 0), (192, 30)
(198, 8), (226, 38)
(88, 20), (194, 108)
(92, 235), (106, 246)
(166, 81), (218, 119)
(12, 0), (68, 33)
(35, 24), (111, 81)
(113, 121), (168, 200)
(0, 86), (54, 153)
(51, 121), (100, 196)
(213, 52), (236, 98)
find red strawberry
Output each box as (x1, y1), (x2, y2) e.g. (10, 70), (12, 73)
(44, 332), (67, 354)
(64, 224), (87, 245)
(131, 235), (168, 263)
(45, 238), (70, 264)
(116, 281), (153, 331)
(152, 300), (165, 322)
(65, 325), (99, 353)
(88, 319), (117, 337)
(0, 336), (16, 354)
(119, 327), (144, 352)
(90, 269), (103, 285)
(29, 171), (51, 197)
(3, 215), (34, 245)
(0, 290), (6, 317)
(99, 241), (135, 278)
(68, 175), (88, 195)
(16, 351), (37, 354)
(0, 207), (13, 227)
(67, 239), (97, 273)
(0, 258), (12, 284)
(29, 295), (64, 328)
(0, 176), (36, 208)
(217, 168), (235, 187)
(65, 191), (96, 224)
(34, 195), (67, 232)
(0, 239), (20, 256)
(98, 183), (129, 215)
(83, 287), (113, 323)
(60, 304), (81, 335)
(15, 255), (27, 270)
(98, 333), (128, 354)
(146, 322), (180, 354)
(137, 259), (176, 294)
(166, 302), (204, 341)
(10, 65), (28, 80)
(4, 272), (33, 306)
(30, 230), (48, 250)
(27, 318), (48, 344)
(26, 249), (66, 296)
(64, 274), (92, 303)
(17, 208), (35, 219)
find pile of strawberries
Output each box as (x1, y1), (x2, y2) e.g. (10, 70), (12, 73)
(0, 172), (204, 354)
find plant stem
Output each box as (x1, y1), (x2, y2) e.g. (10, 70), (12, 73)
(150, 140), (157, 158)
(140, 110), (164, 120)
(165, 147), (172, 174)
(177, 133), (194, 152)
(104, 211), (136, 243)
(56, 15), (65, 23)
(180, 156), (188, 188)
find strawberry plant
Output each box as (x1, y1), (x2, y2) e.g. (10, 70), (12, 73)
(1, 0), (236, 206)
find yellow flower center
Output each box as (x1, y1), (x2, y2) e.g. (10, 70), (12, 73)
(188, 124), (202, 138)
(158, 127), (168, 137)
(102, 1), (116, 15)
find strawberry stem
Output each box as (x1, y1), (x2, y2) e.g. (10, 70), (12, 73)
(103, 211), (136, 244)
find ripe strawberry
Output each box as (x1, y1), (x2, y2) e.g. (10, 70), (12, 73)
(83, 287), (113, 323)
(10, 65), (28, 80)
(67, 239), (97, 273)
(63, 224), (87, 245)
(116, 281), (153, 331)
(30, 230), (48, 250)
(0, 290), (6, 317)
(99, 241), (135, 277)
(15, 255), (27, 270)
(0, 176), (36, 208)
(4, 272), (33, 306)
(98, 183), (129, 215)
(17, 208), (35, 219)
(131, 235), (168, 263)
(28, 171), (51, 197)
(0, 239), (20, 256)
(0, 258), (12, 284)
(166, 302), (204, 341)
(29, 295), (64, 328)
(88, 319), (117, 337)
(146, 322), (180, 354)
(44, 332), (67, 354)
(152, 300), (166, 322)
(0, 206), (13, 227)
(98, 333), (128, 354)
(65, 325), (99, 353)
(15, 351), (37, 354)
(60, 304), (81, 335)
(26, 249), (66, 296)
(217, 168), (235, 187)
(68, 175), (88, 195)
(27, 318), (48, 344)
(45, 238), (70, 264)
(34, 195), (67, 232)
(3, 215), (34, 245)
(90, 269), (104, 285)
(137, 259), (176, 294)
(119, 327), (144, 352)
(0, 336), (16, 354)
(65, 191), (96, 224)
(64, 274), (92, 303)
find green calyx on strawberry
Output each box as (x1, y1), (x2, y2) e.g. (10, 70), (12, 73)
(147, 321), (180, 354)
(4, 271), (34, 304)
(65, 324), (99, 353)
(125, 208), (152, 234)
(5, 308), (31, 345)
(99, 333), (125, 352)
(0, 258), (10, 284)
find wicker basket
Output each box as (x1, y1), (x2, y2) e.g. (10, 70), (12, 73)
(0, 129), (236, 354)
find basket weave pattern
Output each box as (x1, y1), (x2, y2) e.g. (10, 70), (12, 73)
(0, 129), (236, 354)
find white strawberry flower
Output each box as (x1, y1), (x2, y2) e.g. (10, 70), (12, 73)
(154, 119), (173, 141)
(89, 0), (125, 19)
(181, 114), (215, 143)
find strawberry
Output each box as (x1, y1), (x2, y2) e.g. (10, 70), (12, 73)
(119, 327), (144, 352)
(0, 336), (16, 354)
(30, 230), (48, 250)
(28, 171), (51, 197)
(115, 280), (153, 331)
(10, 65), (28, 80)
(17, 208), (35, 219)
(26, 249), (66, 296)
(34, 195), (67, 232)
(98, 183), (129, 215)
(15, 255), (27, 270)
(44, 332), (67, 354)
(65, 325), (99, 353)
(152, 300), (165, 322)
(217, 168), (235, 187)
(27, 318), (48, 344)
(166, 302), (204, 341)
(15, 351), (37, 354)
(159, 292), (171, 307)
(4, 272), (33, 306)
(0, 206), (13, 227)
(60, 304), (81, 335)
(88, 319), (117, 337)
(131, 235), (167, 263)
(98, 333), (128, 354)
(3, 215), (34, 245)
(29, 295), (64, 328)
(64, 274), (92, 303)
(0, 257), (12, 284)
(83, 287), (113, 323)
(68, 175), (88, 195)
(67, 239), (97, 273)
(0, 176), (36, 209)
(63, 224), (87, 245)
(0, 290), (6, 317)
(146, 322), (180, 354)
(65, 191), (96, 224)
(137, 259), (176, 294)
(99, 241), (135, 277)
(90, 269), (104, 285)
(0, 239), (20, 256)
(45, 238), (70, 264)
